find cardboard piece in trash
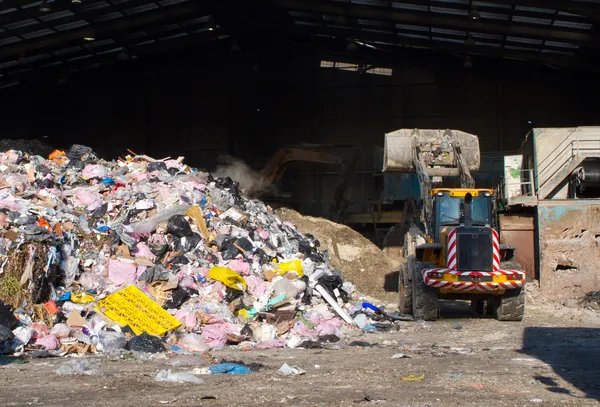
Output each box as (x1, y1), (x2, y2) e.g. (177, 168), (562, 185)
(66, 310), (87, 328)
(186, 206), (210, 239)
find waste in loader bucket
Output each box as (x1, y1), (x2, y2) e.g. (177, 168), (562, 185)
(383, 128), (481, 174)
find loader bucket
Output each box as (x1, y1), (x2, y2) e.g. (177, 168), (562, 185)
(383, 128), (481, 174)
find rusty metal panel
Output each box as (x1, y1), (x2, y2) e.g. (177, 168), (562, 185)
(537, 200), (600, 299)
(499, 214), (535, 282)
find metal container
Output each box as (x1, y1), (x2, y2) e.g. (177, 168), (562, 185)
(383, 128), (481, 174)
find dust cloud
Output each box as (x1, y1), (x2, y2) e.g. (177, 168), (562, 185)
(213, 156), (274, 197)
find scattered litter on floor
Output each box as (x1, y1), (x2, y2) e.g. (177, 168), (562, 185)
(55, 358), (102, 375)
(278, 363), (306, 375)
(448, 373), (464, 378)
(391, 353), (411, 359)
(401, 374), (425, 381)
(155, 369), (204, 384)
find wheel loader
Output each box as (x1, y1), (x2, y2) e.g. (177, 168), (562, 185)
(384, 129), (525, 321)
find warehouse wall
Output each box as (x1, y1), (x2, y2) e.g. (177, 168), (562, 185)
(1, 48), (598, 217)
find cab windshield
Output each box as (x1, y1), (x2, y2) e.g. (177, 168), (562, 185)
(437, 194), (491, 226)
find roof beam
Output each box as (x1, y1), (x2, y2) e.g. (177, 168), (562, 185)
(294, 25), (596, 71)
(275, 0), (597, 48)
(0, 1), (207, 60)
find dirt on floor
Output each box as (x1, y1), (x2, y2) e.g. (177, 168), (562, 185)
(1, 300), (599, 407)
(275, 208), (401, 305)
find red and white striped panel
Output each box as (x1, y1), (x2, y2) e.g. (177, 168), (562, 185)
(422, 268), (524, 292)
(446, 228), (501, 271)
(492, 229), (500, 271)
(447, 228), (457, 270)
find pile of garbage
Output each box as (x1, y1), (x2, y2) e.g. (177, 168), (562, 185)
(0, 145), (392, 356)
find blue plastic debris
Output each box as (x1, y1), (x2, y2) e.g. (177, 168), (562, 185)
(208, 363), (252, 375)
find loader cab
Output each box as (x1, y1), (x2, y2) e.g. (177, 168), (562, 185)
(430, 189), (495, 243)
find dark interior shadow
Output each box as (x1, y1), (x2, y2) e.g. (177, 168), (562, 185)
(384, 270), (399, 292)
(437, 300), (495, 320)
(522, 327), (600, 401)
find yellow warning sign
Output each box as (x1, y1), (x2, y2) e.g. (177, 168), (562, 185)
(95, 285), (181, 336)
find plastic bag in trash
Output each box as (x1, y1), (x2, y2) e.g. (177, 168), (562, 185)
(167, 215), (193, 238)
(97, 330), (127, 353)
(177, 333), (210, 353)
(147, 162), (168, 173)
(155, 369), (204, 384)
(126, 332), (166, 353)
(208, 267), (247, 290)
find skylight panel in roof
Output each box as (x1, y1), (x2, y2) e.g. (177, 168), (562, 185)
(158, 0), (190, 6)
(391, 3), (428, 11)
(398, 32), (429, 40)
(544, 41), (579, 49)
(96, 12), (123, 22)
(395, 24), (429, 32)
(472, 1), (510, 8)
(289, 11), (314, 18)
(436, 0), (468, 3)
(22, 29), (54, 39)
(0, 8), (18, 15)
(357, 19), (390, 27)
(153, 23), (179, 33)
(553, 20), (593, 30)
(23, 54), (50, 63)
(432, 36), (463, 44)
(123, 31), (147, 40)
(160, 32), (189, 41)
(67, 54), (93, 62)
(131, 40), (156, 47)
(22, 2), (45, 10)
(53, 46), (83, 56)
(97, 47), (124, 56)
(430, 6), (467, 16)
(557, 11), (582, 17)
(39, 61), (63, 68)
(295, 21), (321, 26)
(471, 32), (503, 40)
(80, 1), (110, 12)
(55, 20), (89, 31)
(5, 19), (38, 30)
(85, 39), (115, 48)
(40, 10), (74, 21)
(351, 0), (388, 6)
(512, 16), (552, 25)
(431, 28), (465, 36)
(475, 41), (501, 48)
(507, 36), (543, 45)
(515, 6), (555, 14)
(0, 61), (18, 69)
(480, 12), (508, 20)
(541, 49), (575, 56)
(0, 37), (20, 46)
(363, 28), (393, 35)
(182, 16), (210, 26)
(123, 4), (159, 15)
(505, 45), (538, 52)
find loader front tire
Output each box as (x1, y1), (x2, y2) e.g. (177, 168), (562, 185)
(398, 263), (412, 314)
(411, 262), (439, 321)
(492, 287), (525, 321)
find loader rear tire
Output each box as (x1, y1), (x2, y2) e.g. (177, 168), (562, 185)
(492, 287), (525, 321)
(411, 262), (439, 321)
(398, 263), (412, 314)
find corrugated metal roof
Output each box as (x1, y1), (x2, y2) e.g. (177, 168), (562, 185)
(0, 0), (597, 87)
